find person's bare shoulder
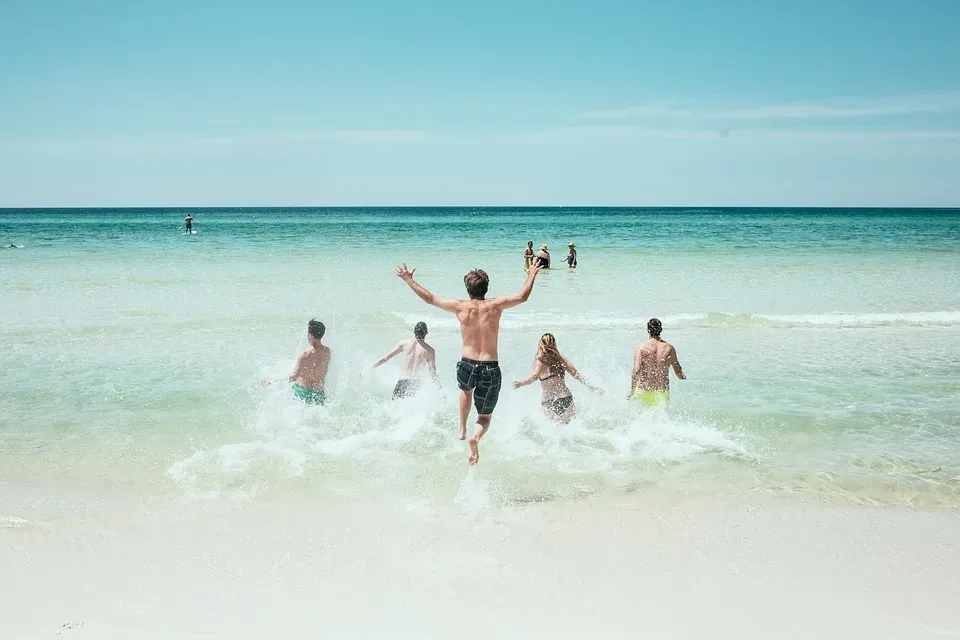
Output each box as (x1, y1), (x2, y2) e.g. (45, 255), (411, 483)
(485, 296), (515, 309)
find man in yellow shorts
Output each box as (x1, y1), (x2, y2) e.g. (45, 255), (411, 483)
(629, 318), (685, 405)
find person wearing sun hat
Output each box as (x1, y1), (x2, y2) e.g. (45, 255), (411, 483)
(564, 242), (577, 268)
(535, 244), (551, 269)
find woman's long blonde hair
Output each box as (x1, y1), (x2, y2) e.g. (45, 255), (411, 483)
(537, 333), (565, 375)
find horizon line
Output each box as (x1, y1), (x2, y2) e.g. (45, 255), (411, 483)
(2, 205), (959, 211)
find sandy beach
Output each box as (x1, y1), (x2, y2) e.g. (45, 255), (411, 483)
(4, 483), (959, 639)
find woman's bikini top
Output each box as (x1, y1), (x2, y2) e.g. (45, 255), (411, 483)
(538, 366), (564, 382)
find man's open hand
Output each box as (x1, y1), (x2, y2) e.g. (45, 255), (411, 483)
(395, 263), (416, 282)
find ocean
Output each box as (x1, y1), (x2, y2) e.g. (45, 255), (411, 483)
(2, 207), (960, 638)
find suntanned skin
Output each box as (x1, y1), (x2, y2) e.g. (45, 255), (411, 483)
(290, 334), (331, 392)
(373, 337), (437, 381)
(396, 263), (542, 464)
(629, 336), (685, 397)
(524, 242), (535, 268)
(513, 356), (601, 424)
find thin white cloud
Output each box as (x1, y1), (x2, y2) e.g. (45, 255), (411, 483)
(0, 129), (434, 155)
(3, 125), (960, 157)
(586, 93), (960, 120)
(507, 125), (960, 145)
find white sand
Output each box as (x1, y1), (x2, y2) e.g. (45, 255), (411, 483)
(3, 487), (959, 639)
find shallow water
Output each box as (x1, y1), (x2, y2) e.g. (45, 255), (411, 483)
(2, 207), (959, 508)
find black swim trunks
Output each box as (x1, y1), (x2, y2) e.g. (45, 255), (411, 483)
(393, 378), (420, 399)
(542, 395), (573, 416)
(456, 358), (502, 415)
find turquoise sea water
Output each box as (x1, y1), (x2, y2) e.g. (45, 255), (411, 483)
(2, 208), (959, 507)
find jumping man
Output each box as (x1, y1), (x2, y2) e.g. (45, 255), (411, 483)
(396, 263), (543, 464)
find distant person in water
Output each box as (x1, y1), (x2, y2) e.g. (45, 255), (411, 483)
(563, 242), (577, 268)
(629, 318), (685, 405)
(512, 333), (602, 423)
(373, 321), (438, 399)
(184, 214), (193, 233)
(523, 241), (535, 270)
(535, 244), (551, 269)
(396, 262), (542, 464)
(263, 319), (331, 405)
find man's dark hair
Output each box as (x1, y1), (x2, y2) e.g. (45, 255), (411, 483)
(464, 269), (489, 299)
(647, 318), (662, 338)
(308, 319), (326, 340)
(414, 321), (428, 340)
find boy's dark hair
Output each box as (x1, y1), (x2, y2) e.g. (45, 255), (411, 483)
(308, 319), (326, 340)
(647, 318), (662, 338)
(414, 322), (428, 340)
(463, 269), (489, 299)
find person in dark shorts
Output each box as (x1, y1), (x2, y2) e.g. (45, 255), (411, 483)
(564, 242), (577, 268)
(184, 214), (193, 233)
(396, 261), (543, 464)
(512, 333), (601, 423)
(373, 321), (437, 399)
(456, 358), (502, 415)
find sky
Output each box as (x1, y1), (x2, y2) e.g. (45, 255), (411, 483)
(1, 0), (959, 207)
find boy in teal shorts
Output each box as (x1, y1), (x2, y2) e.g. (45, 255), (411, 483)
(288, 319), (331, 405)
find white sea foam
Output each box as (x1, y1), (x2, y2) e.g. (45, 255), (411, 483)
(167, 370), (750, 504)
(394, 310), (960, 332)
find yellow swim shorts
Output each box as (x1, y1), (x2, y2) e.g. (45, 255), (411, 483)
(633, 389), (670, 407)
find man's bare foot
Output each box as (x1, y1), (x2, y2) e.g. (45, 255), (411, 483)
(468, 437), (480, 465)
(458, 427), (467, 441)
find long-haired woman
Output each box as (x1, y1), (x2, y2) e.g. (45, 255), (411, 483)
(512, 333), (601, 423)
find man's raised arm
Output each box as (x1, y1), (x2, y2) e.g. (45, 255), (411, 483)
(396, 263), (460, 312)
(495, 264), (542, 310)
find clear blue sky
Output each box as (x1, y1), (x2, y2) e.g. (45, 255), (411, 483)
(1, 0), (958, 206)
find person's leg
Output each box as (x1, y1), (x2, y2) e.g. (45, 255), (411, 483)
(468, 365), (501, 464)
(468, 415), (491, 465)
(458, 389), (472, 440)
(541, 401), (555, 421)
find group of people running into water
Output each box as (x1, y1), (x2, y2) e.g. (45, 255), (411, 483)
(273, 261), (684, 465)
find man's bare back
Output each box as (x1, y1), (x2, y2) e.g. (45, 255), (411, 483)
(453, 299), (506, 361)
(630, 318), (685, 397)
(374, 332), (436, 400)
(292, 344), (331, 391)
(633, 339), (682, 391)
(396, 339), (435, 378)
